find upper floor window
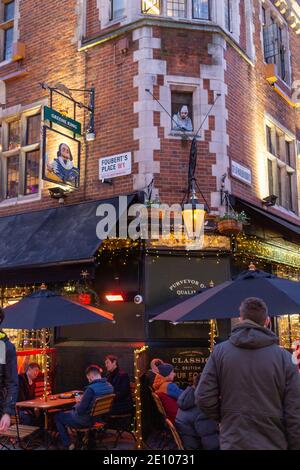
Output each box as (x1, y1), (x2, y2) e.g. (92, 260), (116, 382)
(224, 0), (232, 32)
(141, 0), (210, 20)
(262, 2), (290, 83)
(171, 91), (193, 132)
(265, 121), (296, 212)
(0, 0), (15, 61)
(1, 110), (41, 200)
(109, 0), (125, 20)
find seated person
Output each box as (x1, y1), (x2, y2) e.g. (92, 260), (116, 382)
(153, 363), (183, 424)
(104, 354), (133, 415)
(145, 358), (163, 388)
(55, 365), (113, 450)
(175, 373), (219, 450)
(18, 362), (41, 425)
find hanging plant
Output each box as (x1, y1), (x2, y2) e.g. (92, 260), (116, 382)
(217, 211), (249, 236)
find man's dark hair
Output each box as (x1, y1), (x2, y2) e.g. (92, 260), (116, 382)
(0, 307), (4, 325)
(239, 297), (268, 327)
(26, 362), (41, 372)
(105, 354), (118, 366)
(85, 364), (102, 376)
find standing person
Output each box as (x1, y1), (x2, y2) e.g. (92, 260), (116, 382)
(104, 355), (133, 415)
(195, 297), (300, 450)
(55, 365), (113, 450)
(18, 362), (41, 425)
(152, 363), (183, 423)
(175, 373), (219, 450)
(0, 308), (18, 432)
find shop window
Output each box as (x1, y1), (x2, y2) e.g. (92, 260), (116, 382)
(262, 2), (290, 83)
(0, 0), (15, 61)
(109, 0), (125, 20)
(167, 0), (186, 18)
(265, 120), (296, 212)
(193, 0), (210, 19)
(1, 109), (41, 201)
(171, 91), (193, 132)
(141, 0), (161, 15)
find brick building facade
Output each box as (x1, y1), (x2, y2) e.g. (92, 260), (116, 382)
(0, 0), (299, 388)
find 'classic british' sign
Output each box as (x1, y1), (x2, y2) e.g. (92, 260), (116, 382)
(99, 152), (132, 180)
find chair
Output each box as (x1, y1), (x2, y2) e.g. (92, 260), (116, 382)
(103, 382), (137, 448)
(151, 392), (184, 450)
(70, 394), (115, 449)
(0, 409), (40, 450)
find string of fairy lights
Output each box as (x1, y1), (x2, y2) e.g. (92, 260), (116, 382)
(133, 345), (149, 449)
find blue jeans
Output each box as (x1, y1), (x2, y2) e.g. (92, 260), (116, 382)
(55, 411), (90, 448)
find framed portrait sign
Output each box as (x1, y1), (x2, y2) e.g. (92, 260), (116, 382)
(42, 125), (81, 189)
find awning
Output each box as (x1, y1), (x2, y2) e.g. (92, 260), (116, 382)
(234, 198), (300, 239)
(0, 194), (136, 271)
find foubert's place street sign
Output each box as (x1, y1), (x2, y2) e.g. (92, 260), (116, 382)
(99, 152), (132, 180)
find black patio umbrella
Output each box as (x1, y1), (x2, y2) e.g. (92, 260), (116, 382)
(150, 265), (300, 323)
(1, 287), (114, 329)
(2, 286), (114, 398)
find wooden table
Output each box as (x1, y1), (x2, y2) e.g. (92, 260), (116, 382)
(16, 391), (82, 445)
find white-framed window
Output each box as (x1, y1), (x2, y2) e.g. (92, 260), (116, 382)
(265, 119), (297, 213)
(141, 0), (211, 20)
(0, 109), (42, 201)
(0, 0), (15, 61)
(224, 0), (232, 32)
(109, 0), (125, 21)
(261, 1), (290, 84)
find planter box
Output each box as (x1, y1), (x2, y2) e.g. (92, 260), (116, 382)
(217, 219), (243, 236)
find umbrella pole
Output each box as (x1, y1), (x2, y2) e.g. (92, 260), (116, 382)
(41, 328), (48, 402)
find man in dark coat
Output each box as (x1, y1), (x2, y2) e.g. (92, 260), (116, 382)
(18, 362), (41, 425)
(0, 308), (18, 432)
(195, 297), (300, 450)
(104, 355), (133, 415)
(175, 373), (219, 450)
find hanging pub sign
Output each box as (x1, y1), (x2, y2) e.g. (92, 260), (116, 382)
(42, 126), (81, 189)
(44, 106), (82, 136)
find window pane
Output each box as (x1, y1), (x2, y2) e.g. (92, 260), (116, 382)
(111, 0), (125, 19)
(6, 155), (19, 199)
(286, 141), (291, 166)
(286, 173), (293, 211)
(25, 150), (40, 195)
(4, 27), (13, 61)
(193, 0), (210, 19)
(267, 159), (273, 195)
(167, 0), (186, 18)
(26, 114), (41, 146)
(8, 119), (20, 150)
(4, 1), (15, 22)
(266, 125), (274, 154)
(224, 0), (231, 31)
(277, 165), (282, 205)
(171, 92), (193, 131)
(142, 0), (160, 14)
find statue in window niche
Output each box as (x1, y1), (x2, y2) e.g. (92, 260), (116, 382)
(172, 105), (193, 132)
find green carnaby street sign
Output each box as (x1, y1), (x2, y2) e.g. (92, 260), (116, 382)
(44, 106), (81, 135)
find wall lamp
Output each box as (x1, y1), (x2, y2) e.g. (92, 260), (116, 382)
(262, 195), (278, 207)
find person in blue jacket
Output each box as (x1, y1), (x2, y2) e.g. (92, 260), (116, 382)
(0, 308), (18, 432)
(55, 365), (113, 449)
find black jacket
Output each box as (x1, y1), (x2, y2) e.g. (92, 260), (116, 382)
(106, 367), (133, 415)
(18, 373), (36, 402)
(175, 386), (219, 450)
(0, 333), (18, 416)
(195, 320), (300, 450)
